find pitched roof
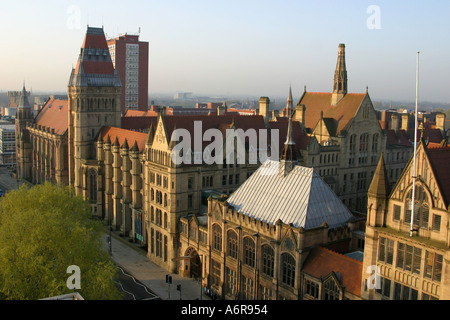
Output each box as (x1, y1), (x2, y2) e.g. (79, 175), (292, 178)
(368, 153), (390, 198)
(69, 27), (121, 87)
(123, 110), (159, 117)
(426, 145), (450, 207)
(34, 99), (69, 135)
(121, 116), (158, 132)
(386, 129), (412, 147)
(298, 92), (366, 134)
(302, 246), (363, 297)
(226, 160), (353, 229)
(99, 126), (148, 153)
(269, 120), (312, 151)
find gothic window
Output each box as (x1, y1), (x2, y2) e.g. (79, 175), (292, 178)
(212, 224), (222, 252)
(323, 279), (340, 300)
(164, 212), (168, 229)
(89, 169), (97, 202)
(396, 243), (422, 274)
(372, 134), (379, 164)
(349, 134), (356, 165)
(211, 259), (221, 287)
(281, 253), (296, 287)
(261, 245), (275, 277)
(424, 251), (443, 282)
(226, 268), (237, 296)
(227, 230), (238, 259)
(404, 185), (430, 229)
(359, 133), (369, 165)
(378, 237), (394, 265)
(244, 237), (256, 268)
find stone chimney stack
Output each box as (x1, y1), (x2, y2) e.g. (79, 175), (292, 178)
(295, 104), (306, 128)
(259, 97), (270, 124)
(391, 113), (399, 133)
(436, 112), (446, 134)
(401, 114), (409, 132)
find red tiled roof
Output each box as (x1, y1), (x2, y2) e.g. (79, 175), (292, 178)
(82, 34), (108, 50)
(298, 92), (366, 134)
(76, 60), (114, 75)
(123, 110), (158, 117)
(386, 129), (412, 147)
(99, 126), (148, 153)
(269, 120), (312, 151)
(34, 99), (69, 135)
(426, 145), (450, 207)
(302, 246), (363, 297)
(121, 116), (157, 132)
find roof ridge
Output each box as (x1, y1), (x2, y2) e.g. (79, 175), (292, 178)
(318, 246), (363, 264)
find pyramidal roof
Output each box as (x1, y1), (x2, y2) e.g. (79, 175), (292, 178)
(68, 26), (122, 87)
(368, 153), (390, 198)
(18, 83), (31, 108)
(226, 160), (353, 229)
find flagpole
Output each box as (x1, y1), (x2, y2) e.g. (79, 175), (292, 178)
(410, 51), (420, 237)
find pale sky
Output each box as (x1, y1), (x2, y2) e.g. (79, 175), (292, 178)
(1, 0), (449, 103)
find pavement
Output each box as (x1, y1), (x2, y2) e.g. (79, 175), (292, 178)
(105, 230), (209, 301)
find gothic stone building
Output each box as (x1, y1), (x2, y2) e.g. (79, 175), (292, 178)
(362, 139), (450, 300)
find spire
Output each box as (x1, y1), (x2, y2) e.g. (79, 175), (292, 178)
(281, 86), (298, 167)
(286, 84), (293, 117)
(18, 82), (31, 108)
(331, 43), (348, 105)
(368, 153), (390, 198)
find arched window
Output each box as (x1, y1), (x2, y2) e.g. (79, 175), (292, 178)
(372, 134), (379, 164)
(404, 185), (430, 229)
(261, 245), (274, 277)
(359, 133), (369, 165)
(164, 212), (168, 229)
(227, 230), (238, 259)
(244, 237), (256, 268)
(323, 279), (340, 300)
(349, 134), (357, 165)
(281, 253), (296, 287)
(89, 170), (97, 202)
(150, 206), (154, 223)
(213, 224), (222, 251)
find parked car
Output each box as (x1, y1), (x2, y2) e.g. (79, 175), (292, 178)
(0, 189), (5, 197)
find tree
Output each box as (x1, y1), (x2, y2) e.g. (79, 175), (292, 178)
(0, 183), (122, 300)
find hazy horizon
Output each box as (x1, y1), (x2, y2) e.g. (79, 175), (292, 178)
(1, 1), (449, 104)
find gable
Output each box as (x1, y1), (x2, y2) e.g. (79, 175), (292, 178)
(152, 116), (170, 151)
(390, 142), (448, 210)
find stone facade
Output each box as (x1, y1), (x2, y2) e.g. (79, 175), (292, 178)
(362, 140), (450, 300)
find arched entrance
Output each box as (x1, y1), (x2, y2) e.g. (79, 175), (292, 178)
(184, 247), (202, 279)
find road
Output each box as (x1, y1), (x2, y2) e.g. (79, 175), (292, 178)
(115, 266), (160, 300)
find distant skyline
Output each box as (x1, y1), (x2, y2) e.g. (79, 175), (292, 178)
(1, 1), (449, 104)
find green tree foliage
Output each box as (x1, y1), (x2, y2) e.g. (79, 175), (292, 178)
(0, 183), (122, 300)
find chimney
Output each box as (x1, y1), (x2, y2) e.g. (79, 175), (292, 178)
(391, 113), (399, 133)
(401, 114), (409, 132)
(436, 112), (446, 134)
(258, 97), (270, 123)
(295, 104), (306, 127)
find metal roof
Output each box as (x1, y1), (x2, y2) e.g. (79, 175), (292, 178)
(226, 160), (353, 230)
